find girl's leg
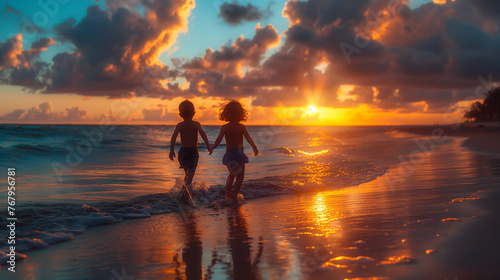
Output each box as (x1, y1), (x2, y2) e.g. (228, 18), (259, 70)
(225, 167), (236, 199)
(231, 163), (245, 200)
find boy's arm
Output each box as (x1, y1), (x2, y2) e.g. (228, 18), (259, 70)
(169, 124), (180, 161)
(197, 122), (212, 153)
(210, 126), (224, 155)
(243, 126), (258, 156)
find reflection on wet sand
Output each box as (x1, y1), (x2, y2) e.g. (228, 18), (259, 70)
(175, 212), (203, 280)
(173, 206), (264, 280)
(227, 206), (264, 280)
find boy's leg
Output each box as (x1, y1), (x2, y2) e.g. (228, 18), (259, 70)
(184, 169), (188, 184)
(182, 169), (193, 196)
(231, 163), (245, 200)
(185, 170), (195, 186)
(180, 170), (191, 204)
(184, 148), (198, 192)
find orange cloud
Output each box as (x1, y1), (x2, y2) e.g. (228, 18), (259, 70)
(0, 1), (195, 97)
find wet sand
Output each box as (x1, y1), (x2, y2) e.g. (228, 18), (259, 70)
(2, 134), (499, 279)
(397, 124), (500, 156)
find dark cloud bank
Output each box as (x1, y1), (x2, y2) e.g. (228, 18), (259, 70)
(218, 1), (273, 25)
(1, 0), (500, 114)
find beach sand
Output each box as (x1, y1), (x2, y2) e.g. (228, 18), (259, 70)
(2, 129), (499, 279)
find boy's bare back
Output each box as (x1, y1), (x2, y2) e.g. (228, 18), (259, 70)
(177, 120), (201, 148)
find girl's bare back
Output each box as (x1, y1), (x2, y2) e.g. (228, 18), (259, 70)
(223, 123), (245, 149)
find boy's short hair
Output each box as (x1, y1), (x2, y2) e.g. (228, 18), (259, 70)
(179, 100), (195, 119)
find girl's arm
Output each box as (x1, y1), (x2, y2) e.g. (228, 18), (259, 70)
(169, 124), (180, 160)
(210, 126), (225, 155)
(197, 122), (212, 153)
(243, 126), (258, 156)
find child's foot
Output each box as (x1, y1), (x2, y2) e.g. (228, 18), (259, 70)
(180, 187), (197, 208)
(180, 189), (190, 205)
(231, 192), (238, 201)
(186, 183), (193, 193)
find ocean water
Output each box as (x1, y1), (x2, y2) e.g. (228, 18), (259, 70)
(0, 125), (419, 263)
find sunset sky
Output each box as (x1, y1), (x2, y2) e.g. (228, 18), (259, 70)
(0, 0), (498, 125)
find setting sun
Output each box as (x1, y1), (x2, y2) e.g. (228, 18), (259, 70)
(308, 105), (318, 114)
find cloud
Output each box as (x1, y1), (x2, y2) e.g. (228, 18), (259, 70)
(0, 35), (55, 87)
(139, 107), (178, 122)
(218, 2), (273, 25)
(22, 102), (63, 121)
(0, 102), (93, 123)
(177, 23), (281, 98)
(182, 23), (281, 70)
(0, 109), (25, 121)
(46, 2), (194, 97)
(4, 5), (22, 16)
(465, 0), (500, 17)
(66, 106), (89, 121)
(1, 1), (194, 98)
(0, 34), (23, 70)
(142, 108), (165, 121)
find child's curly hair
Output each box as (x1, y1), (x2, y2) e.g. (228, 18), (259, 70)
(219, 100), (248, 123)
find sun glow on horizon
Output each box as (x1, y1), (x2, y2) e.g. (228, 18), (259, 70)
(307, 105), (318, 114)
(0, 86), (471, 126)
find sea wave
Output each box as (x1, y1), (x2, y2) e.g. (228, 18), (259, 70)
(11, 144), (65, 154)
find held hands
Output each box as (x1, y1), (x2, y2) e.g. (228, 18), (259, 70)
(208, 145), (213, 155)
(169, 150), (175, 161)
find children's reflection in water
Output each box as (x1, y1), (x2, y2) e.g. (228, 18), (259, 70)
(174, 206), (264, 280)
(173, 211), (203, 280)
(227, 206), (264, 280)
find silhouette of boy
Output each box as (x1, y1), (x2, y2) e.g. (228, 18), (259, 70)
(169, 100), (212, 197)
